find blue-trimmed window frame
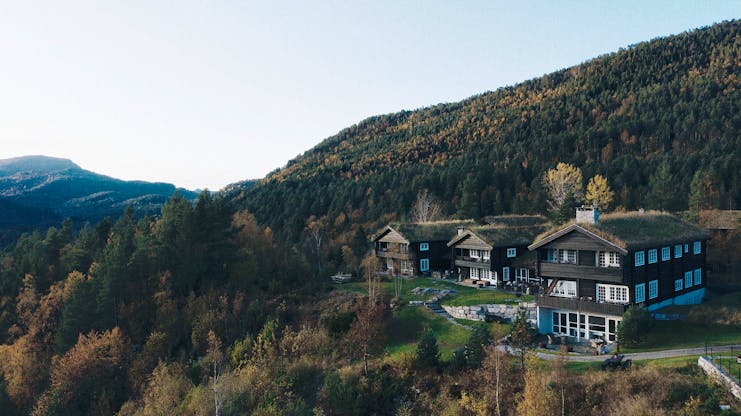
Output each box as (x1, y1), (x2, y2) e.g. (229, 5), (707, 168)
(648, 249), (657, 264)
(634, 251), (645, 267)
(648, 280), (658, 299)
(635, 283), (646, 303)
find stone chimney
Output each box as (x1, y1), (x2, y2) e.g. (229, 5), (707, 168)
(576, 206), (599, 225)
(457, 226), (466, 235)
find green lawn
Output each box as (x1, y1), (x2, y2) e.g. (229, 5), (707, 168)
(386, 306), (472, 360)
(566, 354), (703, 372)
(622, 320), (741, 353)
(335, 277), (528, 360)
(334, 277), (532, 306)
(709, 355), (741, 380)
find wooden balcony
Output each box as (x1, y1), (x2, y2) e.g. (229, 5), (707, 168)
(536, 295), (629, 316)
(375, 249), (411, 260)
(455, 256), (491, 269)
(539, 262), (623, 283)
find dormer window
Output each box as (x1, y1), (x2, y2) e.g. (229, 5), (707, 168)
(507, 248), (517, 258)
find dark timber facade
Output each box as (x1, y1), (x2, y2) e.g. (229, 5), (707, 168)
(446, 216), (548, 286)
(372, 221), (473, 277)
(529, 208), (710, 343)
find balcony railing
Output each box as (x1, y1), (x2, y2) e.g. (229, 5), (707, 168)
(375, 249), (411, 260)
(455, 256), (491, 269)
(539, 263), (623, 283)
(536, 295), (629, 316)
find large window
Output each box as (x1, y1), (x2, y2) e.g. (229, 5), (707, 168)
(469, 249), (481, 259)
(649, 280), (658, 299)
(560, 249), (576, 264)
(661, 246), (671, 261)
(469, 268), (479, 279)
(420, 242), (429, 251)
(694, 268), (702, 286)
(675, 279), (683, 292)
(675, 245), (683, 258)
(648, 249), (658, 264)
(507, 248), (517, 258)
(598, 251), (620, 268)
(596, 284), (629, 303)
(634, 251), (645, 267)
(546, 249), (558, 263)
(684, 271), (693, 288)
(552, 280), (577, 298)
(635, 283), (645, 303)
(693, 241), (701, 254)
(515, 268), (529, 282)
(420, 258), (429, 272)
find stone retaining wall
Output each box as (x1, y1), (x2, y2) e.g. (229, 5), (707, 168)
(442, 302), (536, 322)
(698, 356), (741, 402)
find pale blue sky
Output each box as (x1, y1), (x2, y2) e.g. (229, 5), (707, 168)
(0, 1), (738, 190)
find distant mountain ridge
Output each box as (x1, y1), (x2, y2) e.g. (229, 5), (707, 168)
(0, 155), (198, 244)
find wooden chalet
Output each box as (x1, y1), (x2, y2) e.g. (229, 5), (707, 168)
(372, 220), (474, 277)
(529, 207), (710, 343)
(447, 215), (548, 286)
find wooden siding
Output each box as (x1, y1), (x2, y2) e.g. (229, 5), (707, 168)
(377, 228), (408, 243)
(543, 231), (614, 252)
(540, 263), (624, 283)
(455, 258), (491, 269)
(376, 250), (412, 260)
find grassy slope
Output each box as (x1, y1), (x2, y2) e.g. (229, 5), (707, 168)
(334, 277), (522, 358)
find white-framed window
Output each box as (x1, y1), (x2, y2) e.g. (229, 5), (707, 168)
(559, 249), (576, 264)
(661, 247), (671, 261)
(635, 251), (645, 267)
(684, 271), (693, 288)
(420, 242), (429, 251)
(693, 241), (701, 254)
(502, 267), (510, 281)
(675, 245), (682, 258)
(420, 258), (429, 272)
(635, 283), (645, 303)
(515, 268), (529, 282)
(648, 249), (657, 264)
(694, 268), (702, 286)
(546, 249), (558, 263)
(598, 251), (621, 268)
(470, 267), (479, 279)
(649, 280), (658, 299)
(507, 247), (517, 258)
(684, 244), (689, 253)
(483, 251), (490, 261)
(675, 279), (683, 292)
(401, 260), (413, 274)
(469, 249), (480, 259)
(596, 284), (629, 303)
(552, 280), (577, 298)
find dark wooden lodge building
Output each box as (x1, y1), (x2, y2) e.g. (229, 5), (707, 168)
(529, 207), (710, 343)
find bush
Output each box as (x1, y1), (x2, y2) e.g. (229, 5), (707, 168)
(617, 306), (655, 346)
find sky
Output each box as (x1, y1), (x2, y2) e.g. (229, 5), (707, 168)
(0, 1), (738, 190)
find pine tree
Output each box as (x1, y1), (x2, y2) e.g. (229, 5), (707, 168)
(415, 327), (440, 368)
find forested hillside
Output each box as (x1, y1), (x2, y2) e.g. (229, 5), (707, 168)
(236, 21), (740, 246)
